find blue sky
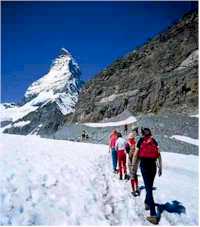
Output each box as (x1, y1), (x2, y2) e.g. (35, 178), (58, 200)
(1, 1), (198, 103)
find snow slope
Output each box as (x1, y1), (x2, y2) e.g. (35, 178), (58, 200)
(0, 134), (198, 225)
(83, 116), (137, 128)
(170, 135), (199, 146)
(0, 102), (38, 122)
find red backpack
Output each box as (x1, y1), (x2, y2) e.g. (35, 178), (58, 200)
(139, 136), (160, 159)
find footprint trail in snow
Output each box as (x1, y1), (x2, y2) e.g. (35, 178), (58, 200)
(0, 134), (198, 225)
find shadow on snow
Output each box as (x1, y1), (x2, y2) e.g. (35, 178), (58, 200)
(156, 200), (186, 221)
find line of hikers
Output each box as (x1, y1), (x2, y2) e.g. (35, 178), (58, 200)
(109, 126), (162, 225)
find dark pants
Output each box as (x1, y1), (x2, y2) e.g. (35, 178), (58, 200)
(140, 158), (157, 216)
(111, 148), (117, 171)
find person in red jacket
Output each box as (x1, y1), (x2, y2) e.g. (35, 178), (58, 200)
(109, 130), (118, 173)
(126, 132), (140, 196)
(136, 128), (162, 225)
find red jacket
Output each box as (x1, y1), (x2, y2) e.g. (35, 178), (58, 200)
(109, 133), (118, 149)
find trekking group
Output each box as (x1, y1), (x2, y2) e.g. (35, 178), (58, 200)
(109, 126), (162, 225)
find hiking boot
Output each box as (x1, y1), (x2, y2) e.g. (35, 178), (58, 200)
(119, 175), (123, 180)
(124, 174), (130, 180)
(144, 203), (150, 210)
(134, 189), (140, 197)
(146, 216), (159, 225)
(131, 191), (139, 197)
(135, 189), (140, 196)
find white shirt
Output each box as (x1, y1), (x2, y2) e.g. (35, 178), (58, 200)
(115, 137), (126, 151)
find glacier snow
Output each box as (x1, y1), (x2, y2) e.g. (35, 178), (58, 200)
(0, 134), (198, 225)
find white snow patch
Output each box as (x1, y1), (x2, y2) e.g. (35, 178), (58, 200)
(176, 50), (198, 70)
(55, 93), (77, 115)
(0, 103), (38, 122)
(170, 135), (199, 146)
(83, 116), (137, 127)
(13, 121), (31, 128)
(98, 90), (138, 104)
(190, 114), (199, 118)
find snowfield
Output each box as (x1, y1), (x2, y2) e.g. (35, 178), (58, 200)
(0, 134), (198, 225)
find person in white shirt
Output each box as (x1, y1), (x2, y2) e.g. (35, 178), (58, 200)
(115, 132), (129, 180)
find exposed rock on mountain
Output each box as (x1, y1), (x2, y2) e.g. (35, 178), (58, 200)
(72, 11), (198, 123)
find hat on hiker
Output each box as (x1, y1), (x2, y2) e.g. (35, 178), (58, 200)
(128, 132), (135, 139)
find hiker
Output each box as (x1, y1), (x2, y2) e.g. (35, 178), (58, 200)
(131, 126), (140, 142)
(115, 132), (129, 180)
(81, 130), (88, 141)
(124, 124), (128, 135)
(109, 129), (118, 173)
(125, 132), (140, 196)
(136, 128), (162, 225)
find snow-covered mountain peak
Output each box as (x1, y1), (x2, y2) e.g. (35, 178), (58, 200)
(60, 47), (71, 56)
(1, 48), (83, 135)
(24, 48), (81, 103)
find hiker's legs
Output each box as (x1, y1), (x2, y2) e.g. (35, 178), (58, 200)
(131, 175), (139, 191)
(111, 148), (117, 171)
(122, 152), (127, 175)
(118, 151), (123, 177)
(130, 158), (139, 191)
(141, 161), (157, 216)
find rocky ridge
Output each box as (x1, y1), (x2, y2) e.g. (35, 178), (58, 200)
(71, 11), (198, 123)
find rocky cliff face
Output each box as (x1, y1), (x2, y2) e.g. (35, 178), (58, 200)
(3, 48), (82, 135)
(72, 11), (198, 123)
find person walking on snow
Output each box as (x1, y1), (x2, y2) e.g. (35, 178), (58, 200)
(124, 124), (128, 135)
(136, 128), (162, 225)
(115, 132), (129, 180)
(109, 130), (118, 173)
(125, 132), (140, 197)
(131, 126), (140, 142)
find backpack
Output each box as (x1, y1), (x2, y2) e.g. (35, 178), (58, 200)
(138, 136), (160, 159)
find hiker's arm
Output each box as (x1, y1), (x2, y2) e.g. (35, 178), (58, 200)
(108, 142), (111, 152)
(135, 138), (142, 157)
(115, 141), (118, 152)
(134, 147), (139, 157)
(157, 151), (162, 176)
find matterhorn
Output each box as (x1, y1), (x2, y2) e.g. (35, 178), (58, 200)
(1, 48), (83, 135)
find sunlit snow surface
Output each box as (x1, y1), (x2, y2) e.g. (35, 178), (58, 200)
(170, 135), (199, 146)
(83, 116), (137, 128)
(190, 114), (199, 118)
(176, 49), (198, 70)
(0, 134), (198, 225)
